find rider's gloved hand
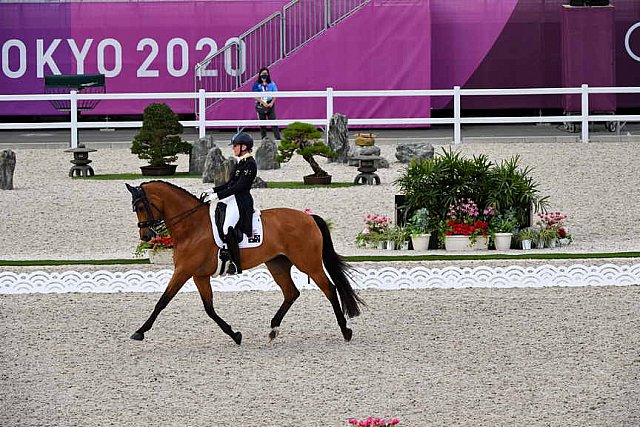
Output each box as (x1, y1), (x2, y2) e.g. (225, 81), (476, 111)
(200, 188), (217, 203)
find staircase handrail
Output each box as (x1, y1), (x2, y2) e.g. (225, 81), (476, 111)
(194, 0), (371, 112)
(197, 11), (281, 73)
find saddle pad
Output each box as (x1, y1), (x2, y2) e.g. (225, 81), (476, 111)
(212, 210), (264, 249)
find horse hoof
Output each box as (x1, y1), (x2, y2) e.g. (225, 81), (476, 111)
(233, 331), (242, 345)
(268, 327), (280, 342)
(130, 332), (144, 341)
(343, 328), (353, 342)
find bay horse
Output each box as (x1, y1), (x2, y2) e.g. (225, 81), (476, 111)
(126, 180), (364, 345)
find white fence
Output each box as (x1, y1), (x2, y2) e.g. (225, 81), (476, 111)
(1, 85), (639, 148)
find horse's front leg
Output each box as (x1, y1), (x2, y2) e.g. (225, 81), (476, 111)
(130, 270), (190, 341)
(192, 275), (242, 345)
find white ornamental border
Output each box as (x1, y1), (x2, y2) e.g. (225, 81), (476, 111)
(1, 264), (639, 294)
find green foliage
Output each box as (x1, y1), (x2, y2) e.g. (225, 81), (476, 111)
(486, 156), (549, 226)
(130, 103), (192, 167)
(516, 227), (539, 242)
(277, 121), (335, 177)
(490, 209), (519, 233)
(407, 208), (433, 235)
(395, 147), (549, 231)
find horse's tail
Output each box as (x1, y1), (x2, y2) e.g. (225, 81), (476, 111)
(312, 214), (364, 318)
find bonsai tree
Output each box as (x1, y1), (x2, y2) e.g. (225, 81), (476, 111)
(130, 103), (192, 167)
(277, 121), (335, 178)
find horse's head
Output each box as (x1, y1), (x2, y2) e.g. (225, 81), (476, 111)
(126, 183), (165, 242)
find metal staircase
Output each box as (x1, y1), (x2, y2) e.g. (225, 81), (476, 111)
(194, 0), (370, 111)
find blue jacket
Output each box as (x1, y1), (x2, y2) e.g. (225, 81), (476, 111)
(252, 81), (278, 102)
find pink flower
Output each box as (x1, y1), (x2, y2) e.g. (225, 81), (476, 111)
(303, 208), (313, 215)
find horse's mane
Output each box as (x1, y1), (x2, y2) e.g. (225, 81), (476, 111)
(141, 180), (204, 204)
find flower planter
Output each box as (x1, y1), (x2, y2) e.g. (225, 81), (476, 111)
(411, 233), (431, 251)
(475, 236), (489, 250)
(521, 239), (532, 250)
(401, 241), (410, 250)
(377, 241), (386, 250)
(149, 249), (174, 265)
(140, 164), (177, 176)
(386, 240), (395, 251)
(494, 233), (513, 251)
(303, 174), (332, 185)
(444, 235), (474, 251)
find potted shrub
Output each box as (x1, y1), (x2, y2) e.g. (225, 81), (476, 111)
(130, 103), (192, 176)
(516, 227), (537, 250)
(490, 209), (518, 250)
(277, 121), (336, 185)
(407, 208), (432, 251)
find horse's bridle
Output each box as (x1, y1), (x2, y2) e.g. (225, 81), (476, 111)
(130, 184), (208, 235)
(130, 186), (165, 234)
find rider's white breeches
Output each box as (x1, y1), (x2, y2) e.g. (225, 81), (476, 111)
(210, 195), (239, 234)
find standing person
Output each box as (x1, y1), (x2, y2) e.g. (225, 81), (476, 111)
(252, 66), (282, 140)
(205, 132), (257, 275)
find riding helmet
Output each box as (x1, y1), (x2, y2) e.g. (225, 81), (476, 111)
(231, 132), (254, 150)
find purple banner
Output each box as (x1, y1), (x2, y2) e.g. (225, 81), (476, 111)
(1, 0), (639, 117)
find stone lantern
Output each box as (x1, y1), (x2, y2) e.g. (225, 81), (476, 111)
(64, 143), (97, 177)
(352, 155), (382, 185)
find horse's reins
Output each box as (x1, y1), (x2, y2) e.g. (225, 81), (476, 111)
(132, 187), (208, 233)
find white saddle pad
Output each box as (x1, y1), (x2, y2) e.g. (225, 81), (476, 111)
(212, 210), (264, 249)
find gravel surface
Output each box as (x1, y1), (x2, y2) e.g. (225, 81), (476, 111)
(1, 286), (639, 426)
(2, 142), (640, 262)
(2, 142), (639, 426)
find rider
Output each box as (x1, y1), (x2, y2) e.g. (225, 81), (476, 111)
(207, 132), (257, 274)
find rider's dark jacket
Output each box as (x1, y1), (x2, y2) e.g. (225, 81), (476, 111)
(214, 153), (257, 237)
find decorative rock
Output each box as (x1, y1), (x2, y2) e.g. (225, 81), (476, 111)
(0, 149), (16, 190)
(189, 136), (216, 175)
(251, 176), (268, 189)
(254, 137), (280, 170)
(395, 142), (434, 163)
(202, 147), (236, 186)
(327, 113), (349, 163)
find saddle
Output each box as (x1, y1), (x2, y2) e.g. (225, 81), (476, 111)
(211, 204), (264, 250)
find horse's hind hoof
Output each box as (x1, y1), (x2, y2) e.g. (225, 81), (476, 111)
(343, 328), (353, 342)
(232, 331), (242, 345)
(268, 327), (280, 342)
(130, 332), (144, 341)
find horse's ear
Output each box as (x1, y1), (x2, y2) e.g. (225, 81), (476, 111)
(125, 183), (136, 194)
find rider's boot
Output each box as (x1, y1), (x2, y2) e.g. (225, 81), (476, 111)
(224, 227), (242, 275)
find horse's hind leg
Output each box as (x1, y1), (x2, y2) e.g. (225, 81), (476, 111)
(192, 275), (242, 345)
(307, 269), (352, 342)
(131, 270), (190, 341)
(265, 255), (300, 341)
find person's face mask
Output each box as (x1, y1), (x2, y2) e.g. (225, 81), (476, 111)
(260, 74), (268, 80)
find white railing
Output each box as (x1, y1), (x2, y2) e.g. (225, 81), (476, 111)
(1, 85), (639, 148)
